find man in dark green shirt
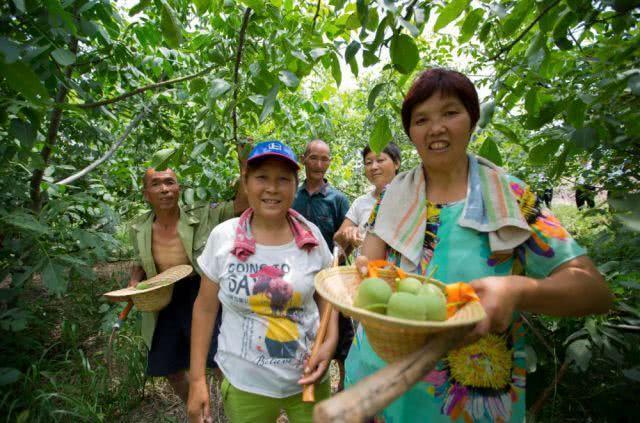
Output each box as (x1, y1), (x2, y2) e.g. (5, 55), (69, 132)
(292, 140), (350, 251)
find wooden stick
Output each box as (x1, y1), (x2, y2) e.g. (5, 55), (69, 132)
(303, 246), (341, 402)
(313, 327), (470, 422)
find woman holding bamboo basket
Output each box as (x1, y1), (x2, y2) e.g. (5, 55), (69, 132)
(346, 68), (613, 422)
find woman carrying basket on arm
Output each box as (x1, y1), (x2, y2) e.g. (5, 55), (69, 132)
(187, 141), (338, 423)
(346, 68), (613, 422)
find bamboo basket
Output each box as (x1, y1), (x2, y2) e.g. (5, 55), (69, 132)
(314, 266), (485, 362)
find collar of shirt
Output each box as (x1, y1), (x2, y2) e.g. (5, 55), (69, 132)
(301, 179), (329, 196)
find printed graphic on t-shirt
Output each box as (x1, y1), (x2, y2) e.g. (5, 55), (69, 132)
(224, 263), (310, 366)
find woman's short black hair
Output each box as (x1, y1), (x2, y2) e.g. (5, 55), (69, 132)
(401, 68), (480, 137)
(361, 142), (402, 174)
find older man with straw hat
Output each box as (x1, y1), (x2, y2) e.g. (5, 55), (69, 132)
(127, 166), (248, 403)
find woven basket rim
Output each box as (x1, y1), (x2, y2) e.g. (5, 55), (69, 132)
(103, 264), (193, 302)
(314, 266), (485, 331)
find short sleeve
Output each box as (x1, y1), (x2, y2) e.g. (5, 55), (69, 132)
(345, 198), (360, 225)
(505, 175), (587, 278)
(521, 208), (586, 278)
(196, 224), (226, 284)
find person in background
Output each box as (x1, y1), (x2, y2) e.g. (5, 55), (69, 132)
(128, 167), (248, 403)
(187, 141), (338, 423)
(334, 142), (401, 256)
(292, 139), (352, 391)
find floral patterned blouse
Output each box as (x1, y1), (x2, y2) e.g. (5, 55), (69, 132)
(345, 175), (585, 423)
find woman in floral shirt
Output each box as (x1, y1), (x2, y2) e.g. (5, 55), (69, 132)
(346, 68), (613, 422)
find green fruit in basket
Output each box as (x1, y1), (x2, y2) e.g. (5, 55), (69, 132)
(397, 277), (422, 295)
(417, 284), (447, 321)
(136, 282), (151, 290)
(354, 277), (392, 314)
(387, 292), (428, 321)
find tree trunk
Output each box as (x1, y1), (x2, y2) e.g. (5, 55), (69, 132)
(30, 37), (78, 213)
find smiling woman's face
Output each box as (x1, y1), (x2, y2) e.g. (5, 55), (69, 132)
(363, 151), (399, 190)
(408, 92), (473, 173)
(244, 158), (297, 220)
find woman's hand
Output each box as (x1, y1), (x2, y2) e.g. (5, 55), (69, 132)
(187, 377), (212, 423)
(298, 339), (335, 386)
(463, 276), (523, 345)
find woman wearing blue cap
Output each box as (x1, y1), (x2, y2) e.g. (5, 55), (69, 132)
(187, 141), (338, 423)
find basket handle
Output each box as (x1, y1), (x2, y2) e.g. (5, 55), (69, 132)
(366, 260), (407, 280)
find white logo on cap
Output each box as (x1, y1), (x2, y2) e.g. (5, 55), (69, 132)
(268, 142), (282, 151)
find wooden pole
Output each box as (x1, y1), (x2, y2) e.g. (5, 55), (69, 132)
(313, 327), (470, 422)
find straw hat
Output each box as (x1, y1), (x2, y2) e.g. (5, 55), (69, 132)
(103, 264), (193, 312)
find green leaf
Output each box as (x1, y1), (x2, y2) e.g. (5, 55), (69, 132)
(529, 140), (560, 165)
(367, 83), (386, 111)
(278, 70), (299, 88)
(566, 99), (587, 128)
(566, 339), (592, 372)
(42, 260), (67, 295)
(356, 0), (368, 27)
(183, 187), (195, 205)
(130, 0), (152, 16)
(492, 123), (520, 144)
(9, 118), (36, 146)
(459, 9), (484, 44)
(552, 10), (576, 50)
(362, 49), (379, 67)
(1, 211), (50, 235)
(0, 61), (48, 102)
(160, 0), (183, 49)
(369, 116), (392, 154)
(434, 0), (470, 32)
(525, 32), (546, 60)
(571, 127), (598, 150)
(11, 0), (25, 13)
(51, 48), (76, 66)
(209, 78), (231, 99)
(0, 368), (22, 386)
(477, 100), (495, 128)
(478, 136), (502, 165)
(151, 147), (177, 169)
(390, 34), (419, 74)
(628, 74), (640, 96)
(345, 40), (360, 64)
(194, 0), (211, 14)
(501, 0), (533, 35)
(330, 52), (341, 87)
(0, 37), (20, 63)
(260, 82), (279, 122)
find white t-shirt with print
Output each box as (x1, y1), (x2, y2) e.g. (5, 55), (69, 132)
(345, 191), (377, 229)
(197, 217), (332, 398)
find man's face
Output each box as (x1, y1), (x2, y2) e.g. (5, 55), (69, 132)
(143, 169), (180, 211)
(302, 142), (331, 184)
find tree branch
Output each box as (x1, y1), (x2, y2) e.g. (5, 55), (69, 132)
(403, 0), (419, 21)
(489, 0), (561, 62)
(67, 65), (214, 109)
(312, 0), (321, 32)
(232, 8), (252, 166)
(55, 106), (150, 186)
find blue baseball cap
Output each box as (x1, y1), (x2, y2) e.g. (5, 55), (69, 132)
(247, 140), (299, 170)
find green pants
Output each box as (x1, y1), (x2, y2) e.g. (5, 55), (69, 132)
(220, 377), (331, 423)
